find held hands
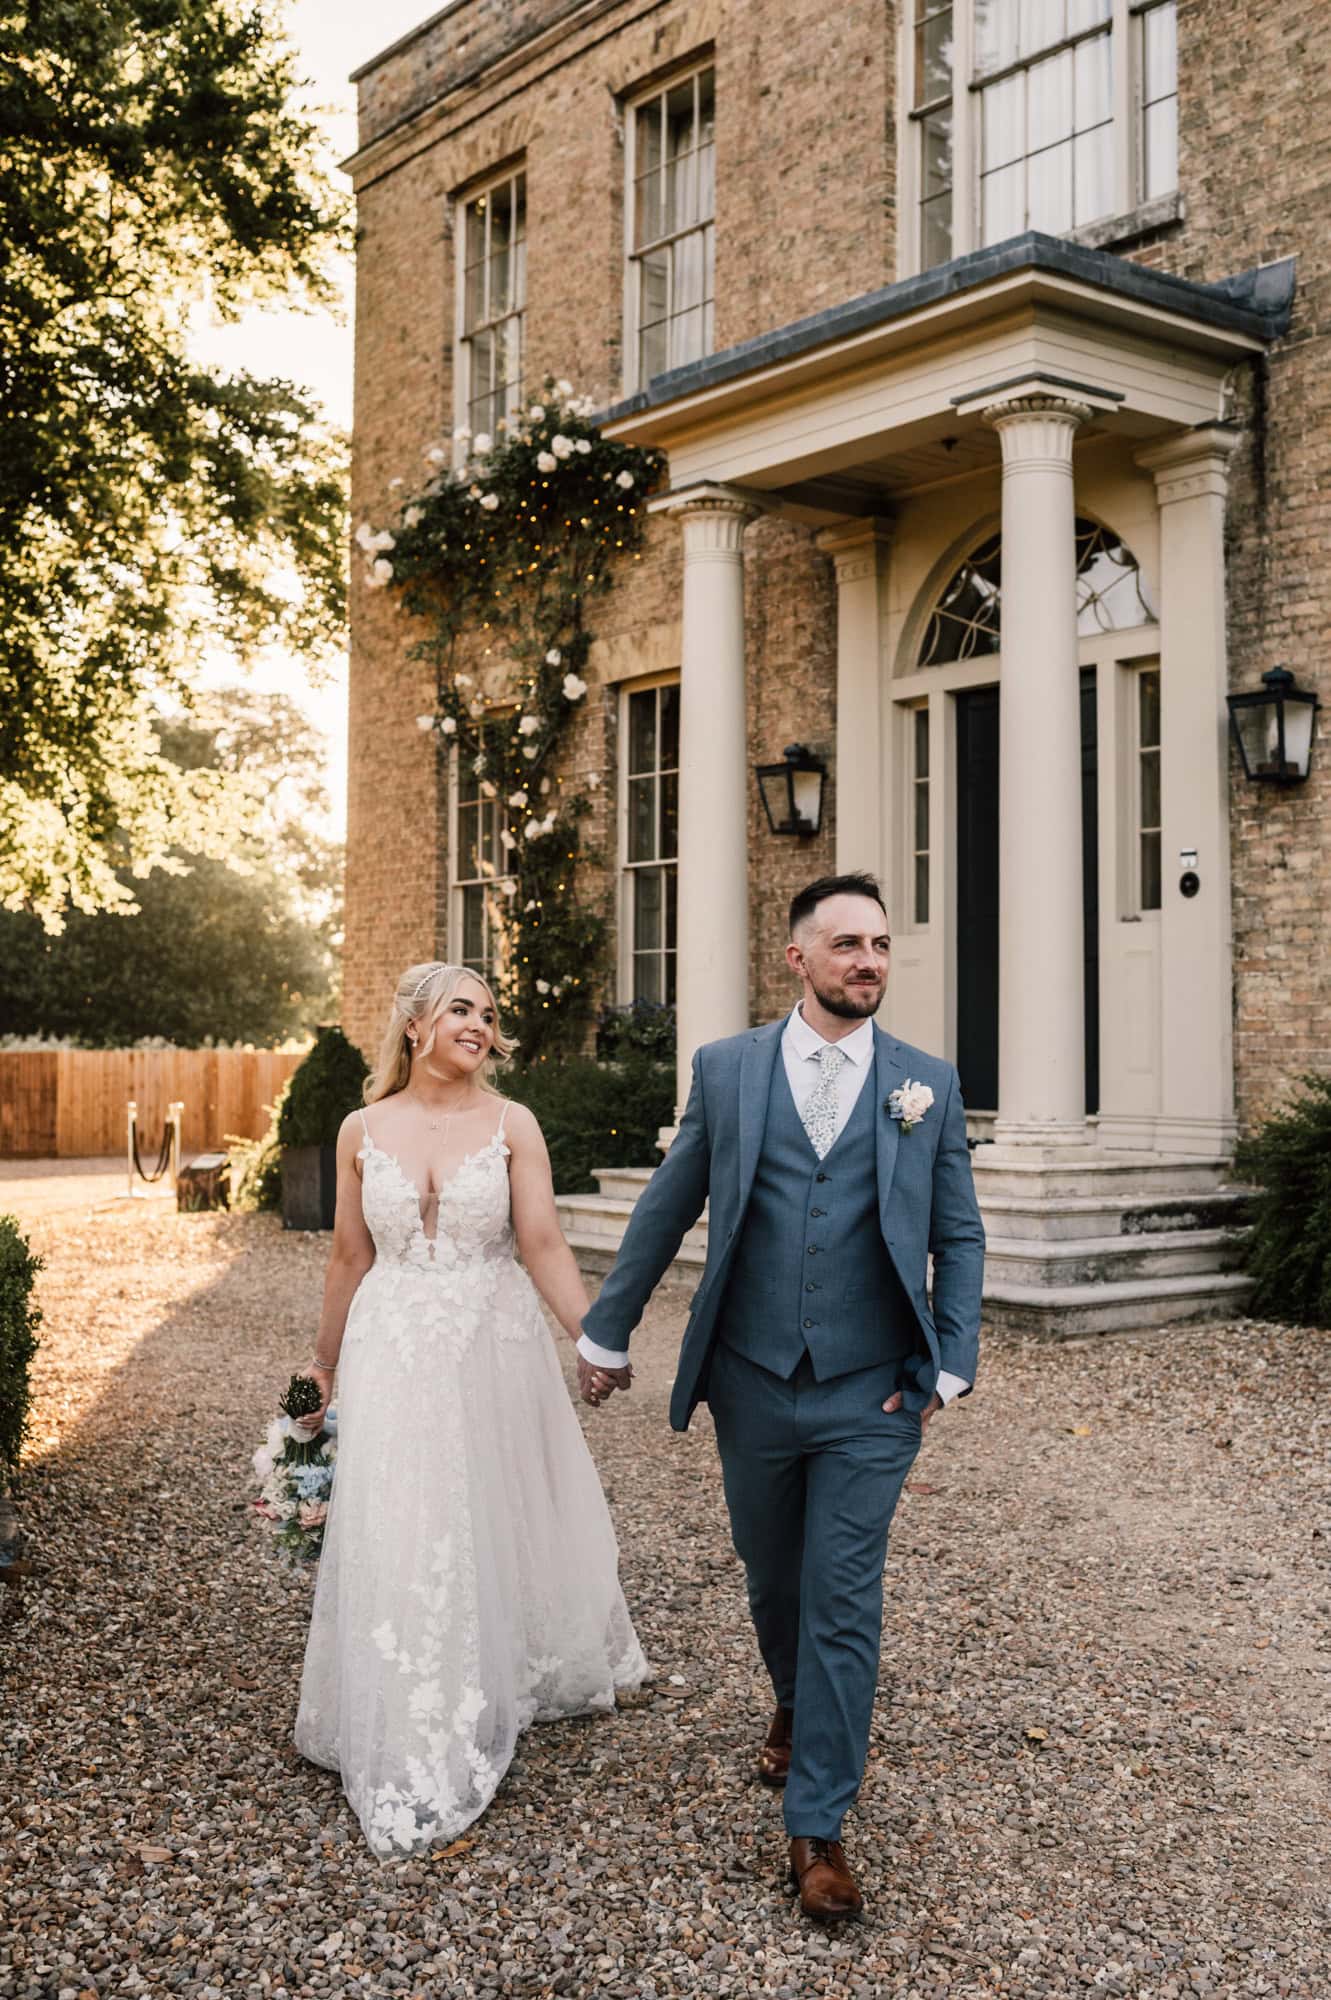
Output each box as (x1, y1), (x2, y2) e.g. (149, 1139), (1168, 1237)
(882, 1387), (942, 1429)
(576, 1352), (633, 1409)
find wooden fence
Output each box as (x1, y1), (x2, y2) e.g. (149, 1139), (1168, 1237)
(0, 1049), (306, 1159)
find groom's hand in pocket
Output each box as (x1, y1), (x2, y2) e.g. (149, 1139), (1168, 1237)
(882, 1387), (942, 1429)
(577, 1354), (633, 1408)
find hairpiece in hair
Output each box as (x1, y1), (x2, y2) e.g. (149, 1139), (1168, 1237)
(407, 961), (453, 1004)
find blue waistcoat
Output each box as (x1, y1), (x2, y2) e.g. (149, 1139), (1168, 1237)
(716, 1054), (917, 1381)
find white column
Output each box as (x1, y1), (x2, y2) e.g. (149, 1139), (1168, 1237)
(1135, 426), (1241, 1157)
(654, 485), (759, 1119)
(983, 392), (1092, 1145)
(815, 517), (894, 876)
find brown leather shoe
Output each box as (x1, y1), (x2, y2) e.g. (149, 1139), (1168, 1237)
(757, 1704), (793, 1787)
(789, 1837), (864, 1922)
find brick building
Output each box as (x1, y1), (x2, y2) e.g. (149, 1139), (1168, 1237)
(343, 0), (1328, 1328)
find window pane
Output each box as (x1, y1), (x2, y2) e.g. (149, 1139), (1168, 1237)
(1140, 830), (1161, 912)
(915, 853), (931, 926)
(697, 135), (716, 226)
(669, 300), (704, 371)
(634, 952), (663, 1005)
(665, 864), (678, 952)
(697, 67), (715, 144)
(639, 313), (668, 385)
(465, 198), (487, 272)
(982, 159), (1025, 242)
(462, 884), (486, 966)
(628, 687), (657, 773)
(634, 99), (663, 245)
(639, 244), (669, 329)
(982, 73), (1024, 171)
(464, 255), (488, 332)
(1139, 669), (1161, 748)
(922, 195), (954, 266)
(922, 106), (954, 198)
(1028, 138), (1073, 233)
(635, 164), (665, 246)
(674, 228), (705, 312)
(916, 5), (954, 103)
(1144, 96), (1178, 199)
(660, 770), (678, 860)
(914, 704), (931, 779)
(457, 803), (479, 881)
(1143, 0), (1177, 101)
(1075, 31), (1112, 128)
(1140, 749), (1160, 831)
(628, 776), (656, 863)
(1028, 49), (1072, 153)
(975, 0), (1019, 75)
(660, 683), (680, 768)
(634, 866), (663, 951)
(1068, 0), (1110, 27)
(664, 143), (695, 235)
(1020, 0), (1064, 60)
(1073, 123), (1112, 225)
(914, 778), (930, 851)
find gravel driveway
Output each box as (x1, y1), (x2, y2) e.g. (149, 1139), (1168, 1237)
(2, 1187), (1329, 1999)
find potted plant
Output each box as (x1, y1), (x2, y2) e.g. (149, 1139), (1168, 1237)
(279, 1026), (369, 1231)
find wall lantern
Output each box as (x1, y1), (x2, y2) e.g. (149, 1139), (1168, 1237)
(1227, 667), (1320, 785)
(755, 743), (826, 837)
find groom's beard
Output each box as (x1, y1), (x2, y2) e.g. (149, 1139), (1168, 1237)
(809, 976), (884, 1020)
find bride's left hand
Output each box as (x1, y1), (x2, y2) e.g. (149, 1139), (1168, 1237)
(303, 1365), (335, 1434)
(576, 1354), (632, 1408)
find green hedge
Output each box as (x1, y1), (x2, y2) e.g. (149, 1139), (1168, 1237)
(278, 1025), (370, 1148)
(501, 1055), (674, 1194)
(1235, 1072), (1331, 1329)
(0, 1215), (43, 1485)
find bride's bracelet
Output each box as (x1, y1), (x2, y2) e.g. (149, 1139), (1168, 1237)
(311, 1355), (338, 1372)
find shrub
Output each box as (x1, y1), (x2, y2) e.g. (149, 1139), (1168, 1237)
(501, 1055), (674, 1194)
(228, 1076), (291, 1213)
(0, 1216), (43, 1485)
(596, 1000), (676, 1064)
(1234, 1072), (1331, 1329)
(278, 1025), (369, 1149)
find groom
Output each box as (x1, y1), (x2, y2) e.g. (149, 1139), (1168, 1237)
(577, 873), (984, 1920)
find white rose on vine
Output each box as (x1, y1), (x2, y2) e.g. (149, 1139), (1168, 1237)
(562, 673), (587, 701)
(616, 470), (635, 490)
(508, 789), (528, 808)
(517, 715), (540, 736)
(415, 714), (436, 733)
(555, 379), (574, 398)
(537, 451), (557, 474)
(439, 716), (457, 735)
(575, 438), (592, 455)
(522, 745), (538, 760)
(403, 505), (424, 529)
(479, 493), (499, 511)
(365, 558), (393, 589)
(545, 647), (562, 666)
(472, 432), (492, 454)
(551, 434), (574, 460)
(535, 979), (551, 994)
(529, 403), (546, 421)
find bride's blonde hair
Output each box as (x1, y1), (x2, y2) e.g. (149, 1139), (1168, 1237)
(365, 961), (517, 1105)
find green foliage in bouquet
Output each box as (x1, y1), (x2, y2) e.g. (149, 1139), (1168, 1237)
(0, 1216), (43, 1486)
(1234, 1072), (1331, 1329)
(278, 1026), (369, 1149)
(502, 1056), (674, 1195)
(278, 1373), (326, 1465)
(363, 379), (664, 1061)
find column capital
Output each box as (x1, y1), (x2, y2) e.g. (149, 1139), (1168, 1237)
(1134, 424), (1241, 505)
(815, 515), (895, 585)
(980, 392), (1092, 465)
(649, 481), (765, 554)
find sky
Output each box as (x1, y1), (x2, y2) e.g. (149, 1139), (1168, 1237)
(188, 0), (438, 834)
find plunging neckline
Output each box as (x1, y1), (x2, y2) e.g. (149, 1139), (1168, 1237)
(360, 1125), (508, 1249)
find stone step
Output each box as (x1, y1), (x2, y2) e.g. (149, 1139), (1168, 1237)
(983, 1227), (1247, 1288)
(554, 1192), (709, 1256)
(971, 1154), (1236, 1200)
(980, 1271), (1254, 1337)
(593, 1166), (657, 1200)
(557, 1225), (706, 1284)
(977, 1186), (1255, 1242)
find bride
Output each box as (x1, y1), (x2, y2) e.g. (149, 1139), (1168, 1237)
(293, 960), (648, 1857)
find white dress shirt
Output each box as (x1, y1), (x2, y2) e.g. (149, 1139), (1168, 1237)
(579, 1005), (970, 1406)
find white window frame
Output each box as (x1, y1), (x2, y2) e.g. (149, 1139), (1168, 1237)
(452, 163), (527, 445)
(1129, 659), (1162, 917)
(448, 746), (516, 980)
(621, 62), (716, 398)
(616, 673), (680, 1005)
(898, 0), (1179, 277)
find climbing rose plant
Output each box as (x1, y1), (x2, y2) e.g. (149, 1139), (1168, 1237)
(358, 381), (663, 1060)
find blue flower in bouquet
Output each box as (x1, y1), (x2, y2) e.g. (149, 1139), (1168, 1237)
(295, 1463), (334, 1502)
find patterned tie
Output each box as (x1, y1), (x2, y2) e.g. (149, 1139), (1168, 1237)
(800, 1044), (848, 1160)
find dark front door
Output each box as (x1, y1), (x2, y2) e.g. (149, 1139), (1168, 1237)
(953, 677), (1101, 1116)
(955, 686), (1000, 1111)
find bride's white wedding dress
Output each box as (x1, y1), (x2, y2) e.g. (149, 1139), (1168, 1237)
(295, 1101), (648, 1858)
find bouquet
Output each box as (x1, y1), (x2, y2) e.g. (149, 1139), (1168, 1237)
(252, 1374), (338, 1562)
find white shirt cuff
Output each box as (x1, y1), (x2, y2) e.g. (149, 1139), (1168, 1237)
(577, 1334), (631, 1371)
(934, 1369), (970, 1407)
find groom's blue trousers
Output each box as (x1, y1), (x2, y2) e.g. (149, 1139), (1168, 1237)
(706, 1340), (923, 1841)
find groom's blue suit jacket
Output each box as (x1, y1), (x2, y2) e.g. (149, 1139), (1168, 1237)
(582, 1019), (986, 1430)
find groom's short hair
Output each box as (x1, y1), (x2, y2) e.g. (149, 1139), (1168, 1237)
(789, 872), (889, 936)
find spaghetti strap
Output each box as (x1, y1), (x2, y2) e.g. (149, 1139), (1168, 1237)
(357, 1108), (371, 1145)
(495, 1099), (510, 1141)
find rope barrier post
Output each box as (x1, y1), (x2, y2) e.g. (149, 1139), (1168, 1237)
(168, 1101), (184, 1190)
(126, 1100), (138, 1199)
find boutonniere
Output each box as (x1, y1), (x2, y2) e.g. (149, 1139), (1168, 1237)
(886, 1080), (935, 1134)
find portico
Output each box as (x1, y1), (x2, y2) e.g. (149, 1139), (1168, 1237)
(590, 234), (1295, 1330)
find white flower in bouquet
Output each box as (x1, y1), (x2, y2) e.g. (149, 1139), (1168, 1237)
(537, 451), (557, 474)
(551, 434), (575, 459)
(562, 673), (587, 701)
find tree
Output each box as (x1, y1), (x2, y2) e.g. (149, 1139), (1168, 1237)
(0, 0), (348, 927)
(0, 687), (341, 1045)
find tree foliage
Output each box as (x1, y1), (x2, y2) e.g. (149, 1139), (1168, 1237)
(0, 0), (349, 924)
(0, 687), (340, 1044)
(1235, 1073), (1331, 1329)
